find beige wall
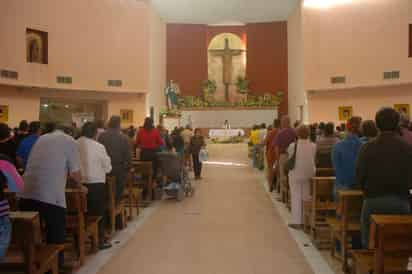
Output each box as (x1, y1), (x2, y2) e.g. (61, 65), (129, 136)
(0, 0), (167, 126)
(0, 84), (146, 128)
(147, 6), (167, 125)
(308, 84), (412, 124)
(0, 0), (151, 93)
(288, 0), (412, 123)
(303, 0), (412, 90)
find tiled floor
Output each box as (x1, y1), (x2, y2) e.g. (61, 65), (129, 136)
(77, 144), (317, 274)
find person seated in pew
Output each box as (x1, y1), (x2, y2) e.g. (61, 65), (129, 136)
(359, 120), (378, 144)
(287, 125), (316, 229)
(332, 116), (363, 199)
(18, 122), (84, 268)
(315, 122), (339, 169)
(16, 121), (42, 170)
(98, 116), (132, 205)
(356, 107), (412, 248)
(78, 122), (112, 250)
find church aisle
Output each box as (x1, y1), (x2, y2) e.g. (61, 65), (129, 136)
(95, 144), (313, 274)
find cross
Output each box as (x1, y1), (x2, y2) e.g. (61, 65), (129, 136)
(209, 38), (244, 101)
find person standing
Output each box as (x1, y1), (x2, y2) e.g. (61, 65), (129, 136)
(190, 129), (206, 180)
(98, 116), (132, 204)
(181, 125), (193, 169)
(78, 122), (112, 250)
(18, 123), (83, 267)
(0, 123), (17, 166)
(273, 116), (297, 198)
(16, 121), (42, 169)
(287, 125), (316, 229)
(13, 120), (30, 147)
(136, 117), (164, 175)
(356, 108), (412, 248)
(359, 120), (378, 144)
(315, 122), (339, 168)
(265, 119), (280, 191)
(332, 116), (363, 198)
(399, 114), (412, 145)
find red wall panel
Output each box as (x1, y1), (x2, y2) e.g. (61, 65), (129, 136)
(166, 24), (208, 96)
(246, 22), (288, 114)
(166, 22), (288, 115)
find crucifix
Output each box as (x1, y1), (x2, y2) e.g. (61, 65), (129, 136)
(209, 38), (244, 101)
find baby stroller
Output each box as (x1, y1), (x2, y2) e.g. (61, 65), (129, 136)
(157, 151), (194, 201)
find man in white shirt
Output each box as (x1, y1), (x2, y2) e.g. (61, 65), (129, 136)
(19, 123), (82, 267)
(78, 122), (112, 249)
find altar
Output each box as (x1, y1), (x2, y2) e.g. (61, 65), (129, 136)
(209, 129), (245, 138)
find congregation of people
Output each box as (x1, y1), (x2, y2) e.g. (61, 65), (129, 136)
(0, 116), (206, 272)
(256, 107), (412, 266)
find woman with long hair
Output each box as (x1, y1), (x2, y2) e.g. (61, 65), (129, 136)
(136, 117), (164, 178)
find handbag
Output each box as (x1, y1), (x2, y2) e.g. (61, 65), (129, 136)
(284, 141), (298, 174)
(199, 148), (208, 163)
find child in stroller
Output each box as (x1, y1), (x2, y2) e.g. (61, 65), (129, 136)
(157, 151), (194, 201)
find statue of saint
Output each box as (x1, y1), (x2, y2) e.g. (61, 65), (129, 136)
(165, 80), (180, 109)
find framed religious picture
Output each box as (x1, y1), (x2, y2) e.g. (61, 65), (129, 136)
(120, 109), (133, 124)
(394, 104), (410, 117)
(0, 105), (9, 122)
(338, 106), (353, 121)
(26, 28), (48, 64)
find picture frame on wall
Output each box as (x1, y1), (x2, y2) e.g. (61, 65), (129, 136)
(120, 109), (133, 124)
(394, 104), (410, 118)
(338, 106), (353, 121)
(0, 105), (9, 122)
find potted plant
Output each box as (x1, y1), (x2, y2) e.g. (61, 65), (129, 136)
(235, 76), (250, 94)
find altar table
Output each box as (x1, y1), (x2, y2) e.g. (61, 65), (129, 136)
(208, 129), (245, 139)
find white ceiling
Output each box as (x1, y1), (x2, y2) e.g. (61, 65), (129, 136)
(150, 0), (299, 24)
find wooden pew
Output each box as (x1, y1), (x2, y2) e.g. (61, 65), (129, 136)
(327, 190), (363, 272)
(65, 188), (87, 266)
(0, 211), (64, 274)
(309, 177), (336, 245)
(106, 176), (127, 235)
(123, 172), (142, 220)
(351, 215), (412, 274)
(132, 160), (154, 204)
(302, 169), (335, 233)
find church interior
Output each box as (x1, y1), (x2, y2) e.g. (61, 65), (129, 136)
(1, 0), (412, 274)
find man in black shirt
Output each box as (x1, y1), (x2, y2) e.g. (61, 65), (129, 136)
(356, 107), (412, 248)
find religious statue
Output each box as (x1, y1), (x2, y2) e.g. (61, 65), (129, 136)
(165, 80), (180, 109)
(209, 38), (245, 101)
(28, 39), (42, 63)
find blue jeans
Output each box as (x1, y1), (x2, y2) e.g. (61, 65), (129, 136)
(361, 196), (411, 248)
(0, 216), (11, 259)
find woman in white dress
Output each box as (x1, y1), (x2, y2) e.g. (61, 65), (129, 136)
(287, 125), (316, 229)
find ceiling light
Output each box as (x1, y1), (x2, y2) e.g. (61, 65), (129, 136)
(42, 104), (49, 108)
(303, 0), (352, 9)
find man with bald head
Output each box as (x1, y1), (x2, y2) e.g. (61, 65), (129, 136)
(272, 116), (297, 200)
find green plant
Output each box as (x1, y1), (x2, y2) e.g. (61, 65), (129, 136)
(235, 76), (250, 94)
(202, 80), (217, 94)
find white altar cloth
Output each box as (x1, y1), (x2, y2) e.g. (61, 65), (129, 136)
(209, 129), (245, 138)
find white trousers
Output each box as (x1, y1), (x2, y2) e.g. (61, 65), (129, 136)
(289, 176), (311, 225)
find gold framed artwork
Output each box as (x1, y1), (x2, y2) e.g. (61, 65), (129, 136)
(0, 105), (9, 122)
(120, 109), (133, 124)
(394, 104), (410, 117)
(338, 106), (353, 121)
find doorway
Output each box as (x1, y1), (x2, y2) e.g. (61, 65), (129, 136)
(39, 98), (107, 127)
